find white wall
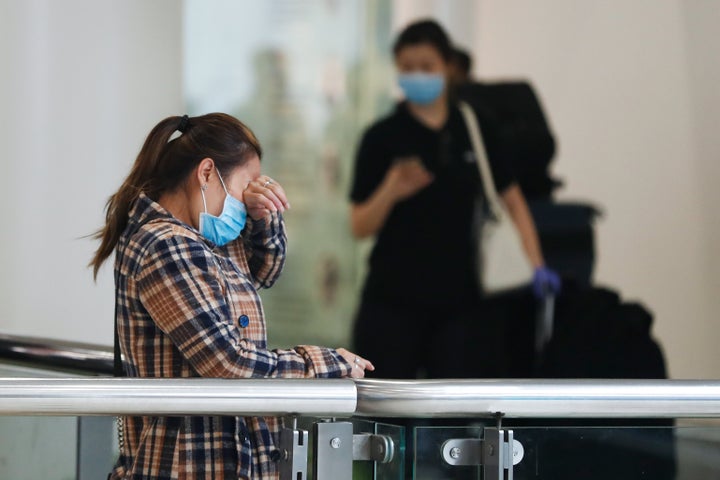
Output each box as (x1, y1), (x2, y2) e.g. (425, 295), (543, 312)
(0, 0), (183, 345)
(474, 0), (720, 379)
(393, 0), (479, 49)
(393, 0), (720, 378)
(682, 2), (720, 374)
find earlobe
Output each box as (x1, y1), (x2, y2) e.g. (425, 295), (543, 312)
(196, 157), (216, 185)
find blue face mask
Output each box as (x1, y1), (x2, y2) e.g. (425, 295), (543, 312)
(398, 73), (445, 105)
(199, 170), (247, 246)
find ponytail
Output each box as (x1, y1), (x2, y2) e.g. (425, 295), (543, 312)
(89, 112), (261, 280)
(89, 116), (180, 279)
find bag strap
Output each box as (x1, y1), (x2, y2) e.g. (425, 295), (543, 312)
(458, 101), (504, 220)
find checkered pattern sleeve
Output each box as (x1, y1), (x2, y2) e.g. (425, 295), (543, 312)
(289, 345), (353, 378)
(243, 212), (287, 289)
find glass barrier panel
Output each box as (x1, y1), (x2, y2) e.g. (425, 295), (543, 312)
(1, 413), (408, 480)
(0, 363), (79, 479)
(0, 416), (77, 480)
(356, 419), (405, 480)
(414, 423), (720, 480)
(0, 415), (118, 480)
(673, 425), (720, 479)
(511, 424), (677, 479)
(414, 423), (485, 480)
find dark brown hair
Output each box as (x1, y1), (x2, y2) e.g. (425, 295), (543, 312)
(393, 19), (453, 62)
(89, 113), (262, 279)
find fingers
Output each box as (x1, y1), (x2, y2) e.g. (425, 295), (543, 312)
(336, 348), (373, 378)
(395, 156), (430, 174)
(392, 155), (423, 167)
(351, 359), (366, 378)
(245, 191), (280, 213)
(351, 354), (373, 372)
(244, 176), (290, 219)
(397, 160), (434, 185)
(415, 170), (434, 187)
(257, 178), (290, 210)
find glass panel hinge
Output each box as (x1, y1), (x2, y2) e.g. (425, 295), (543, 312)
(442, 428), (524, 480)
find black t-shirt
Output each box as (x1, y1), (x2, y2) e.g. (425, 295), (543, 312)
(350, 101), (515, 305)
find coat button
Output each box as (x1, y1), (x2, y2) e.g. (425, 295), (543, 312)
(239, 315), (250, 328)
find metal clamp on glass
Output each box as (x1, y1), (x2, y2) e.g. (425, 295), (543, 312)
(313, 421), (353, 480)
(312, 421), (396, 480)
(352, 432), (395, 464)
(442, 428), (524, 480)
(278, 418), (308, 480)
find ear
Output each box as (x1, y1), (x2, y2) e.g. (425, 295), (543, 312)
(195, 158), (216, 187)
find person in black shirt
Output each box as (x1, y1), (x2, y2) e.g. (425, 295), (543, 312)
(349, 20), (560, 379)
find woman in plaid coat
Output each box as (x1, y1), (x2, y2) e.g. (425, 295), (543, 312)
(91, 113), (373, 479)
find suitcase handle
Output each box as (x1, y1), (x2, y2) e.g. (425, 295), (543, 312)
(534, 291), (555, 370)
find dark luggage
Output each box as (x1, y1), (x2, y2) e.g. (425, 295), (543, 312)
(510, 284), (676, 480)
(455, 81), (560, 199)
(536, 284), (668, 379)
(454, 283), (677, 479)
(529, 200), (601, 287)
(490, 282), (668, 380)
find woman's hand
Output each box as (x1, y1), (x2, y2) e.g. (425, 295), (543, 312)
(243, 176), (290, 220)
(532, 266), (562, 298)
(384, 156), (434, 202)
(349, 157), (433, 239)
(335, 348), (375, 379)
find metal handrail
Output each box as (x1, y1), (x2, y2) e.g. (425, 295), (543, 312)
(0, 333), (113, 375)
(354, 378), (720, 419)
(2, 333), (720, 419)
(0, 377), (718, 419)
(0, 378), (357, 416)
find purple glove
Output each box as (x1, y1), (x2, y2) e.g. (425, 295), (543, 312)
(532, 266), (562, 298)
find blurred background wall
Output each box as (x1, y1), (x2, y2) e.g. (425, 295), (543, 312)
(0, 0), (183, 344)
(0, 0), (718, 379)
(466, 0), (720, 380)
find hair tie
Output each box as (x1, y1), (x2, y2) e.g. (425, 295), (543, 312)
(178, 115), (190, 133)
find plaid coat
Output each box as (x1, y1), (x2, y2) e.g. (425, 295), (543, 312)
(109, 194), (351, 480)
